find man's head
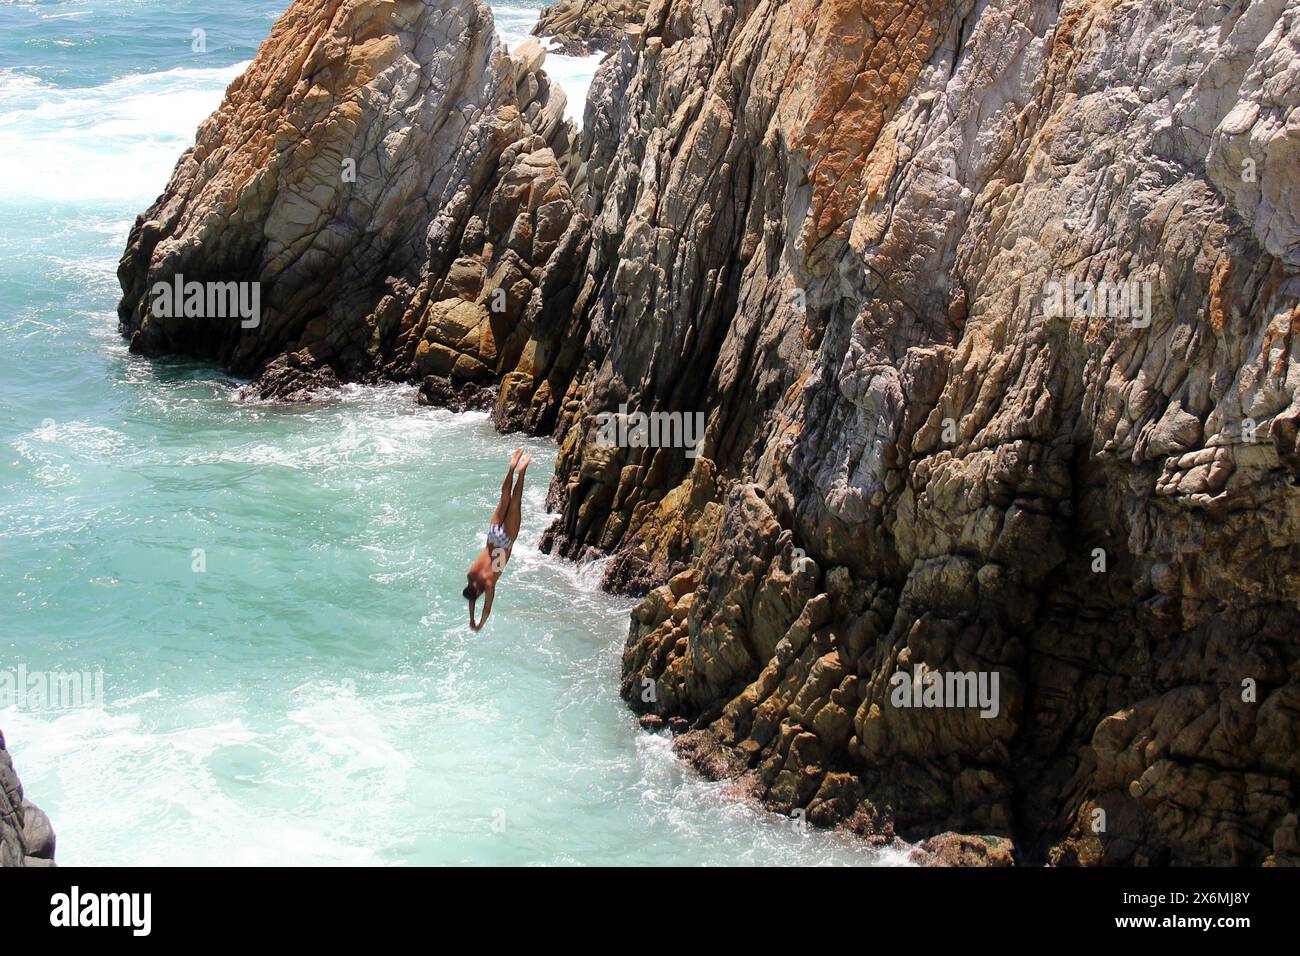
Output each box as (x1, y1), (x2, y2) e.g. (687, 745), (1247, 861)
(464, 573), (484, 601)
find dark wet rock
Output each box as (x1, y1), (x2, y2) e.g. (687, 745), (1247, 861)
(416, 374), (496, 413)
(242, 349), (342, 403)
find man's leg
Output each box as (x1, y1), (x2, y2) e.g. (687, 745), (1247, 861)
(491, 449), (522, 525)
(504, 452), (530, 542)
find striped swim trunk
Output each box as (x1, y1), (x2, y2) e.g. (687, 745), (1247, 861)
(486, 522), (514, 551)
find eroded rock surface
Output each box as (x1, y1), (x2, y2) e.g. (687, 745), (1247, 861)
(1, 730), (55, 867)
(910, 832), (1016, 866)
(534, 0), (649, 54)
(118, 0), (584, 409)
(550, 0), (1300, 865)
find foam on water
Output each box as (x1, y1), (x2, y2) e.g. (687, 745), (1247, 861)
(3, 368), (904, 865)
(0, 63), (247, 202)
(494, 6), (605, 124)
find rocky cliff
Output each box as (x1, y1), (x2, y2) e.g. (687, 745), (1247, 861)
(1, 731), (55, 866)
(118, 0), (583, 408)
(118, 0), (1300, 865)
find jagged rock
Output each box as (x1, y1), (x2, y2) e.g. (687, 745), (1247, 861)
(912, 832), (1016, 867)
(1, 730), (55, 867)
(560, 0), (1300, 865)
(117, 0), (584, 407)
(533, 0), (649, 55)
(242, 349), (342, 402)
(416, 374), (496, 413)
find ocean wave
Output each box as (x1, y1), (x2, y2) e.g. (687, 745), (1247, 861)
(0, 695), (401, 865)
(0, 61), (248, 202)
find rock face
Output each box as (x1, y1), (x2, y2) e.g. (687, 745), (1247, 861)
(548, 0), (1300, 865)
(1, 730), (55, 867)
(118, 0), (584, 413)
(533, 0), (649, 54)
(119, 0), (1300, 865)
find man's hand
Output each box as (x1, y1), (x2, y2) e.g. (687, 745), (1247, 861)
(472, 587), (494, 630)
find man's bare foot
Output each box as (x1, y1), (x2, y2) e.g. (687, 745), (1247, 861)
(509, 447), (523, 470)
(518, 452), (531, 473)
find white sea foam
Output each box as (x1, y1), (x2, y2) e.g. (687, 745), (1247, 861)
(0, 62), (247, 202)
(537, 46), (604, 125)
(1, 682), (416, 866)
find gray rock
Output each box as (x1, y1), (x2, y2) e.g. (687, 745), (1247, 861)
(560, 0), (1300, 866)
(1, 731), (55, 867)
(533, 0), (650, 56)
(20, 800), (55, 861)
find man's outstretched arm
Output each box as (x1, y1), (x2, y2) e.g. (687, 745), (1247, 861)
(470, 588), (494, 631)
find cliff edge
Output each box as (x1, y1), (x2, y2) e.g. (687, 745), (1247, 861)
(117, 0), (583, 409)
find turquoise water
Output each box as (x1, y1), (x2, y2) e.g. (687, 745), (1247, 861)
(0, 0), (900, 866)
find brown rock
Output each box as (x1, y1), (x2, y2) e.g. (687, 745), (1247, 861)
(913, 833), (1016, 867)
(117, 0), (585, 411)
